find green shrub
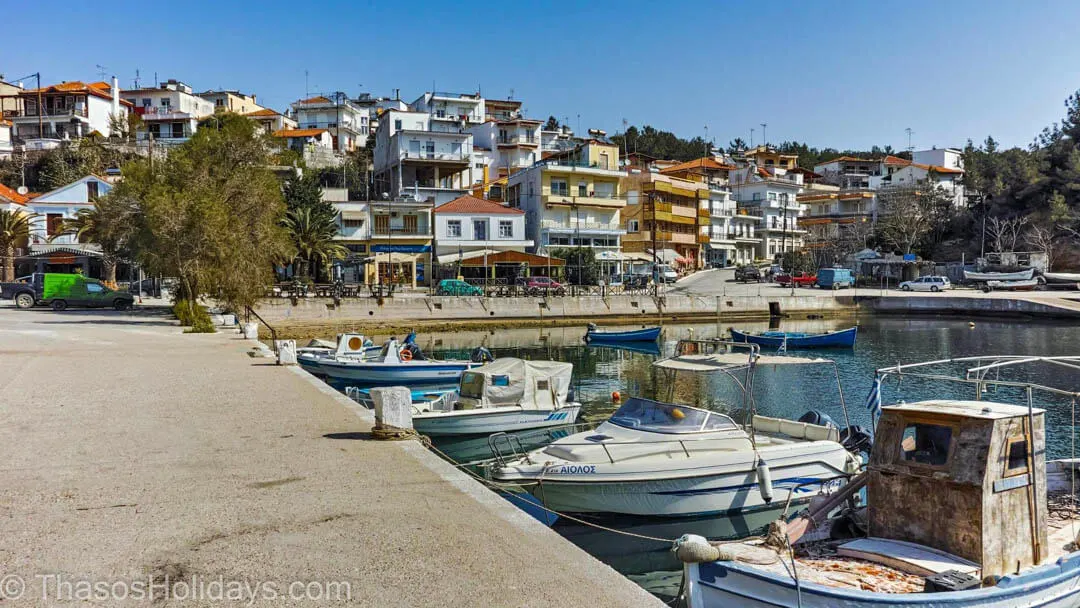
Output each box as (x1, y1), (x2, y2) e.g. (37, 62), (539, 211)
(173, 299), (214, 332)
(184, 315), (216, 334)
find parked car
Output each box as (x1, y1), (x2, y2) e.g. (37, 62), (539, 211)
(816, 267), (854, 290)
(653, 264), (678, 284)
(734, 265), (763, 283)
(775, 271), (817, 288)
(519, 276), (566, 296)
(2, 273), (135, 310)
(619, 272), (651, 288)
(899, 275), (952, 292)
(434, 279), (483, 296)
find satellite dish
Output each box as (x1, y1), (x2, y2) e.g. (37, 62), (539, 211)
(16, 186), (28, 195)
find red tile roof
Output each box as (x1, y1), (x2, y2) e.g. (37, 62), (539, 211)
(272, 128), (327, 138)
(814, 155), (876, 167)
(882, 155), (912, 166)
(911, 162), (963, 174)
(660, 157), (736, 174)
(296, 95), (332, 104)
(434, 195), (524, 215)
(0, 183), (29, 205)
(245, 108), (281, 117)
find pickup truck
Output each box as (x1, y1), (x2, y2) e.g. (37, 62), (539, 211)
(775, 271), (817, 288)
(1, 273), (135, 310)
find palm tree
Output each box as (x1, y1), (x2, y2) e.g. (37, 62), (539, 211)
(0, 210), (37, 282)
(282, 206), (347, 281)
(51, 207), (123, 285)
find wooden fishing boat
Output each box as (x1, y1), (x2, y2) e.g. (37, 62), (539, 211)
(584, 324), (662, 343)
(730, 327), (857, 349)
(964, 268), (1034, 282)
(981, 278), (1041, 292)
(1043, 271), (1080, 284)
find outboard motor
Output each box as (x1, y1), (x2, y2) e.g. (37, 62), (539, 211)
(798, 410), (838, 429)
(470, 346), (494, 363)
(840, 425), (873, 455)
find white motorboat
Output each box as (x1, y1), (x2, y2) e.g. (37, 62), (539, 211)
(1043, 271), (1080, 285)
(982, 278), (1041, 292)
(297, 333), (481, 385)
(490, 344), (865, 517)
(412, 358), (582, 436)
(676, 355), (1080, 608)
(964, 268), (1035, 282)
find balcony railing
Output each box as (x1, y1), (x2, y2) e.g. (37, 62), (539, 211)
(544, 193), (625, 208)
(401, 150), (468, 162)
(20, 106), (89, 119)
(497, 134), (538, 146)
(538, 159), (619, 172)
(370, 226), (431, 237)
(540, 219), (625, 232)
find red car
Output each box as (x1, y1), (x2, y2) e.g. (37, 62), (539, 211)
(519, 276), (566, 296)
(775, 271), (817, 287)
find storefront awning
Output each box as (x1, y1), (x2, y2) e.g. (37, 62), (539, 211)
(436, 249), (499, 264)
(370, 244), (431, 254)
(459, 250), (565, 267)
(647, 248), (682, 264)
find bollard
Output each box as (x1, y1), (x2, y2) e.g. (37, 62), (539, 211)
(221, 314), (236, 326)
(371, 386), (414, 430)
(276, 340), (297, 366)
(242, 321), (259, 340)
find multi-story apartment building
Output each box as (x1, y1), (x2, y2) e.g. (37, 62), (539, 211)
(432, 195), (533, 277)
(743, 145), (799, 171)
(198, 89), (265, 115)
(367, 198), (434, 287)
(121, 79), (215, 145)
(882, 148), (965, 206)
(622, 172), (710, 270)
(272, 128), (337, 167)
(0, 79), (24, 119)
(731, 166), (806, 260)
(469, 117), (542, 179)
(541, 125), (575, 153)
(290, 93), (369, 152)
(325, 188), (370, 283)
(410, 91), (485, 127)
(506, 140), (625, 264)
(0, 119), (12, 159)
(484, 98), (522, 121)
(373, 110), (474, 205)
(13, 79), (129, 149)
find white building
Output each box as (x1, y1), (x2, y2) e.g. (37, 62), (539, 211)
(469, 118), (542, 180)
(373, 110), (475, 205)
(731, 166), (805, 260)
(880, 148), (965, 207)
(410, 91), (485, 127)
(290, 94), (369, 152)
(432, 195), (532, 264)
(12, 79), (130, 149)
(22, 175), (112, 246)
(327, 190), (370, 284)
(197, 89), (264, 115)
(0, 119), (12, 159)
(271, 128), (337, 168)
(121, 79), (216, 145)
(541, 125), (576, 153)
(246, 108), (297, 135)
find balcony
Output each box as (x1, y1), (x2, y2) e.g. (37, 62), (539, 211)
(138, 107), (194, 121)
(543, 193), (625, 209)
(400, 149), (469, 164)
(541, 219), (626, 234)
(497, 134), (538, 147)
(538, 159), (621, 174)
(15, 106), (89, 120)
(696, 234), (711, 244)
(370, 226), (431, 238)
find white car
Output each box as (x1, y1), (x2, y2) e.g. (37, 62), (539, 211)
(899, 276), (952, 292)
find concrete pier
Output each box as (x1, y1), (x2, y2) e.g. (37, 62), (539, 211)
(0, 306), (661, 606)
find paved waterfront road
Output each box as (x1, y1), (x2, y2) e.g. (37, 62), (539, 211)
(0, 306), (660, 607)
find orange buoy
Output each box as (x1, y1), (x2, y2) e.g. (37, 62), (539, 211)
(612, 391), (621, 403)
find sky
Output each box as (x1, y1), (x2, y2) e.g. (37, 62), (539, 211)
(5, 0), (1080, 152)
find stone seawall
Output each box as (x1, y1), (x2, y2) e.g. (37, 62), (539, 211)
(862, 295), (1080, 319)
(255, 293), (859, 327)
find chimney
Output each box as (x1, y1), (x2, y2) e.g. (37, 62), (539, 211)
(111, 76), (120, 119)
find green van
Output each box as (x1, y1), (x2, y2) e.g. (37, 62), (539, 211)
(36, 273), (135, 311)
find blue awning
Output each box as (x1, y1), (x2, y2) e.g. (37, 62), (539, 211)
(370, 244), (431, 253)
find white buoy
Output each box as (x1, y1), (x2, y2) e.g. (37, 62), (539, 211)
(757, 457), (774, 504)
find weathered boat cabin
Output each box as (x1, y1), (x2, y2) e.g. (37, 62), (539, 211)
(868, 399), (1047, 579)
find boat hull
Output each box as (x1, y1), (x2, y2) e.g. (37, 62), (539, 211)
(414, 405), (582, 436)
(964, 268), (1035, 282)
(298, 356), (478, 385)
(686, 551), (1080, 608)
(1044, 272), (1080, 284)
(502, 446), (851, 517)
(730, 327), (857, 348)
(586, 327), (662, 343)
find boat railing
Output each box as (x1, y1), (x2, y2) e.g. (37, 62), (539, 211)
(537, 435), (745, 465)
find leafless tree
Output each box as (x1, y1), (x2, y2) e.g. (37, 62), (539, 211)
(876, 184), (946, 255)
(985, 216), (1029, 253)
(1025, 222), (1059, 270)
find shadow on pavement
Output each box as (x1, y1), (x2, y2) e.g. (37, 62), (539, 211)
(323, 432), (374, 441)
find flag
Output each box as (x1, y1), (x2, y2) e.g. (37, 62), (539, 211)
(865, 377), (882, 418)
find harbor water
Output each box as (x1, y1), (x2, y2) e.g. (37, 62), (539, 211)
(322, 316), (1080, 601)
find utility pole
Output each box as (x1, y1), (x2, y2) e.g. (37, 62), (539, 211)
(650, 190), (657, 294)
(905, 127), (914, 153)
(750, 128), (755, 148)
(760, 123), (767, 147)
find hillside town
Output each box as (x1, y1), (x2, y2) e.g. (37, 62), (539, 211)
(0, 76), (988, 289)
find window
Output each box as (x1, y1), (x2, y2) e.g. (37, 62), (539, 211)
(214, 99), (223, 107)
(1005, 437), (1030, 477)
(595, 181), (615, 198)
(475, 163), (485, 169)
(446, 220), (462, 238)
(148, 123), (161, 138)
(328, 122), (337, 128)
(425, 141), (435, 157)
(900, 423), (953, 466)
(141, 98), (152, 108)
(767, 192), (778, 201)
(171, 123), (185, 138)
(551, 179), (569, 196)
(627, 219), (639, 232)
(161, 98), (171, 108)
(752, 192), (762, 201)
(341, 218), (365, 228)
(473, 220), (488, 240)
(599, 152), (610, 170)
(578, 181), (587, 197)
(498, 220), (513, 238)
(46, 214), (63, 236)
(86, 282), (104, 294)
(87, 181), (99, 202)
(394, 119), (402, 130)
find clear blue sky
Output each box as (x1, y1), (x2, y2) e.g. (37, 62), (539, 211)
(6, 0), (1080, 152)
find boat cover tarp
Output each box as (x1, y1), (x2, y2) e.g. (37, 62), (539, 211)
(653, 353), (832, 372)
(458, 358), (572, 409)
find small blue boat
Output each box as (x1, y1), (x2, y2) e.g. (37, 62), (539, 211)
(585, 324), (662, 343)
(729, 326), (857, 348)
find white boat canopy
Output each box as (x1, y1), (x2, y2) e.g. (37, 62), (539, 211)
(457, 358), (573, 410)
(653, 352), (833, 372)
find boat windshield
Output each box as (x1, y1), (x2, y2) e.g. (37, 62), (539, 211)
(460, 372), (485, 399)
(608, 398), (737, 434)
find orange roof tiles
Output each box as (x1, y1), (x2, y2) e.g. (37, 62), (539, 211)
(0, 183), (29, 205)
(910, 162), (963, 174)
(882, 155), (911, 166)
(815, 155), (876, 166)
(660, 158), (736, 174)
(21, 80), (133, 107)
(272, 128), (327, 138)
(434, 195), (524, 215)
(297, 95), (332, 104)
(246, 108), (281, 117)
